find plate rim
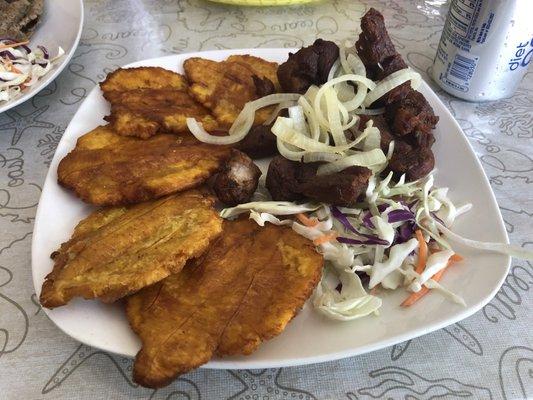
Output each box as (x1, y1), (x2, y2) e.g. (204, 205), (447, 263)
(31, 48), (511, 370)
(0, 0), (84, 114)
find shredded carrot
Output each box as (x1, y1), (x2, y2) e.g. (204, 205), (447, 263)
(10, 65), (22, 74)
(296, 213), (319, 227)
(450, 253), (463, 263)
(0, 41), (29, 50)
(313, 231), (337, 245)
(414, 229), (428, 273)
(401, 268), (445, 307)
(401, 253), (463, 307)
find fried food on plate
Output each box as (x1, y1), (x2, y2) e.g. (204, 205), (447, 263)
(100, 67), (218, 138)
(127, 219), (323, 388)
(40, 190), (223, 309)
(184, 55), (280, 129)
(100, 67), (189, 93)
(57, 125), (230, 206)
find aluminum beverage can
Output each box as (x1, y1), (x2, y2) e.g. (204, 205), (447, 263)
(431, 0), (533, 101)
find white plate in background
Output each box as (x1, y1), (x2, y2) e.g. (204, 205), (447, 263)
(0, 0), (84, 114)
(32, 49), (510, 369)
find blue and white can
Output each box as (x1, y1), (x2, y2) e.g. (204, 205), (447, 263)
(431, 0), (533, 101)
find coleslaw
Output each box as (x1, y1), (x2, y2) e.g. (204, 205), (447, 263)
(0, 38), (64, 103)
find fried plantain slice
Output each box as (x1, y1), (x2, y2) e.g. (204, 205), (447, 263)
(127, 219), (323, 388)
(57, 125), (230, 206)
(100, 67), (218, 138)
(40, 190), (223, 308)
(104, 88), (219, 139)
(100, 67), (188, 94)
(184, 55), (280, 129)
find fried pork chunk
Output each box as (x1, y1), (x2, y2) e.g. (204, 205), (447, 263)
(184, 55), (279, 129)
(355, 8), (412, 106)
(39, 190), (223, 308)
(100, 67), (218, 138)
(266, 156), (372, 206)
(212, 149), (261, 206)
(57, 125), (230, 206)
(277, 39), (339, 93)
(127, 219), (323, 388)
(355, 8), (439, 181)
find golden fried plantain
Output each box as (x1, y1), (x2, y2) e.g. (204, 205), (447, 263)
(40, 190), (223, 308)
(100, 67), (218, 138)
(127, 219), (323, 388)
(184, 55), (280, 129)
(57, 125), (230, 206)
(105, 88), (218, 138)
(100, 67), (189, 94)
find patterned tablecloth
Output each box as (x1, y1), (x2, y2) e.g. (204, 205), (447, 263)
(1, 1), (532, 399)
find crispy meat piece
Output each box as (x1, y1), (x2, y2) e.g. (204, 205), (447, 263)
(252, 75), (276, 97)
(358, 115), (435, 181)
(235, 123), (278, 159)
(299, 167), (372, 205)
(100, 67), (218, 138)
(212, 149), (261, 206)
(355, 8), (397, 70)
(374, 54), (411, 106)
(354, 9), (439, 182)
(277, 39), (339, 93)
(57, 125), (230, 206)
(356, 8), (412, 106)
(386, 90), (439, 137)
(376, 54), (407, 80)
(184, 55), (279, 129)
(388, 145), (435, 181)
(266, 156), (372, 206)
(127, 219), (323, 388)
(39, 190), (223, 308)
(265, 156), (305, 201)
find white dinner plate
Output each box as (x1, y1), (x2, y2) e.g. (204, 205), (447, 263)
(32, 49), (510, 369)
(0, 0), (84, 114)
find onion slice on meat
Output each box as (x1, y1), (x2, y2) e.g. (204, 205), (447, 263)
(363, 68), (422, 107)
(316, 148), (386, 176)
(187, 93), (300, 144)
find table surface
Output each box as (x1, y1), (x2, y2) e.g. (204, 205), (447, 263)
(1, 0), (532, 399)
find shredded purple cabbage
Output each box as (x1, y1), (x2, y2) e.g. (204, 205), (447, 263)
(0, 51), (16, 60)
(331, 206), (360, 234)
(331, 206), (383, 238)
(37, 45), (49, 59)
(337, 236), (389, 246)
(394, 221), (416, 244)
(387, 209), (415, 223)
(331, 206), (391, 245)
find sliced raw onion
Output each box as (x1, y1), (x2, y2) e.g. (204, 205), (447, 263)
(313, 75), (376, 126)
(188, 93), (300, 144)
(363, 68), (422, 107)
(277, 138), (306, 161)
(186, 118), (243, 145)
(263, 101), (295, 125)
(354, 107), (386, 115)
(325, 87), (347, 145)
(346, 53), (366, 76)
(271, 117), (361, 153)
(316, 148), (386, 175)
(302, 152), (343, 163)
